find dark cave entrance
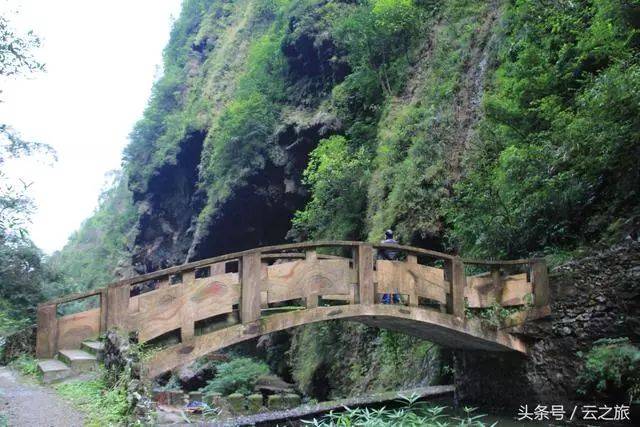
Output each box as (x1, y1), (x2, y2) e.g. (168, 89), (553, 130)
(191, 122), (336, 260)
(133, 130), (206, 271)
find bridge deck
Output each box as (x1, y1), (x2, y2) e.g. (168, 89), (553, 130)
(34, 241), (549, 377)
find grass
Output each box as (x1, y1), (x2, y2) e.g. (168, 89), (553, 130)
(54, 375), (130, 427)
(302, 393), (497, 426)
(9, 354), (40, 379)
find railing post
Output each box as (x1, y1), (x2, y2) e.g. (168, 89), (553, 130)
(99, 288), (108, 334)
(449, 257), (465, 318)
(106, 283), (130, 331)
(357, 244), (374, 305)
(531, 258), (550, 307)
(241, 252), (262, 324)
(306, 250), (319, 308)
(35, 303), (57, 358)
(490, 266), (502, 290)
(180, 270), (196, 343)
(406, 254), (419, 306)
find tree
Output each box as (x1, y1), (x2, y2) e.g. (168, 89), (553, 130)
(333, 0), (422, 95)
(291, 135), (371, 240)
(0, 12), (51, 171)
(0, 10), (54, 334)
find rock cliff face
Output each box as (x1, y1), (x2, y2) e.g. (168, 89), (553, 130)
(131, 113), (341, 270)
(455, 240), (640, 406)
(126, 0), (348, 272)
(119, 2), (504, 398)
(126, 0), (503, 271)
(53, 0), (640, 406)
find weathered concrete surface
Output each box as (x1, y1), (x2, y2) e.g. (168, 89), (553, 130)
(58, 349), (97, 372)
(146, 304), (527, 378)
(37, 359), (72, 383)
(454, 240), (640, 407)
(0, 366), (85, 427)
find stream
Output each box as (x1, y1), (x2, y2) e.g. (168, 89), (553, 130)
(206, 393), (542, 426)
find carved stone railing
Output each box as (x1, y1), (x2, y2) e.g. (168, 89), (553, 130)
(35, 241), (549, 358)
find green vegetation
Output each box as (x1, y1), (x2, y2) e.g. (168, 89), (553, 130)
(55, 376), (130, 427)
(290, 321), (440, 399)
(448, 0), (640, 258)
(0, 10), (56, 334)
(32, 0), (640, 414)
(294, 0), (437, 241)
(123, 0), (294, 237)
(10, 354), (39, 378)
(53, 0), (640, 296)
(292, 135), (371, 240)
(577, 337), (640, 403)
(466, 294), (533, 328)
(367, 0), (489, 245)
(0, 239), (56, 334)
(302, 393), (493, 426)
(199, 357), (270, 395)
(332, 0), (425, 96)
(290, 0), (640, 259)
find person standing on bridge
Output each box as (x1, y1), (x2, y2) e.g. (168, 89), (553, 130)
(378, 229), (401, 304)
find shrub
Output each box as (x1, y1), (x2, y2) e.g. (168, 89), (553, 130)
(200, 357), (270, 396)
(55, 376), (130, 427)
(448, 0), (640, 258)
(302, 393), (491, 426)
(577, 337), (640, 403)
(291, 135), (371, 240)
(10, 354), (39, 377)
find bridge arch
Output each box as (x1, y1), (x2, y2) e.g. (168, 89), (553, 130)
(35, 241), (550, 378)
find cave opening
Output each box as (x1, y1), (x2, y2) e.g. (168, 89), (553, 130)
(132, 130), (206, 271)
(191, 122), (337, 260)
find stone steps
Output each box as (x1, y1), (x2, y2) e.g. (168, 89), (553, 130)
(37, 340), (102, 383)
(81, 340), (104, 359)
(57, 349), (98, 372)
(37, 359), (72, 384)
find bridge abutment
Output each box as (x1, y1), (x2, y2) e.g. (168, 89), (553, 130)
(454, 241), (640, 408)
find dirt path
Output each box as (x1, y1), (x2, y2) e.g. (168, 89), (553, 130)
(0, 367), (84, 427)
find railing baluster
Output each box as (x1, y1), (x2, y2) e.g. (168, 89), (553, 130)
(491, 266), (502, 294)
(99, 289), (108, 334)
(106, 283), (130, 331)
(451, 257), (466, 318)
(241, 252), (262, 324)
(357, 244), (374, 305)
(406, 254), (418, 306)
(306, 249), (319, 308)
(180, 270), (196, 342)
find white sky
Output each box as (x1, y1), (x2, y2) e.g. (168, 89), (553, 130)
(0, 0), (182, 254)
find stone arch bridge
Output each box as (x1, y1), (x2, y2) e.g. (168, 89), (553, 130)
(35, 242), (550, 379)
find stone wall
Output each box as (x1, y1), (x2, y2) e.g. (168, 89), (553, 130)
(454, 240), (640, 407)
(103, 330), (153, 420)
